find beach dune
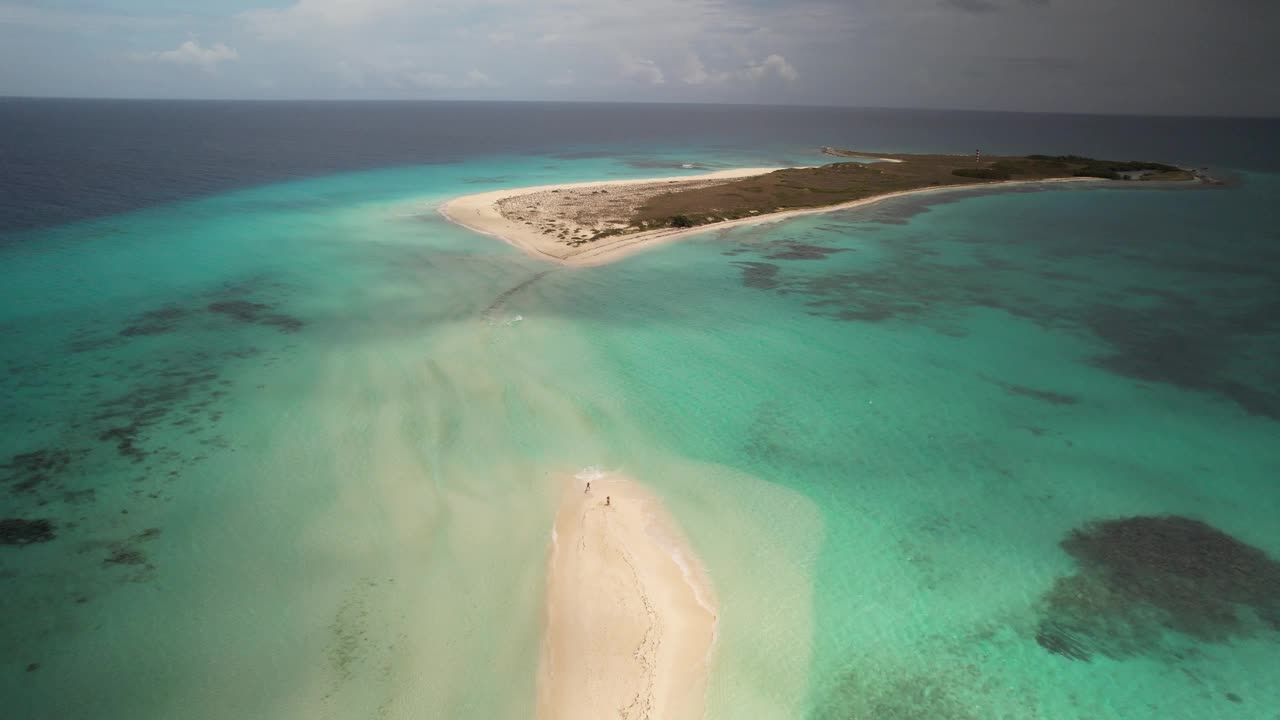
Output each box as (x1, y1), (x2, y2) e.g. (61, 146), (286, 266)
(536, 472), (717, 720)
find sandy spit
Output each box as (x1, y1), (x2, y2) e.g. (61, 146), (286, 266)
(536, 472), (717, 720)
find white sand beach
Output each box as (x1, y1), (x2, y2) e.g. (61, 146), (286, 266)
(439, 168), (1097, 267)
(536, 472), (717, 720)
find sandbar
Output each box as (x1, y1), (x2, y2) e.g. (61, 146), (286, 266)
(536, 472), (717, 720)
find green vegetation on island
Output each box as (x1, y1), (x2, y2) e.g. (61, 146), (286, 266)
(627, 149), (1196, 232)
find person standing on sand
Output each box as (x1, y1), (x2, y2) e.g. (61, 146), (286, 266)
(606, 496), (610, 506)
(585, 482), (591, 494)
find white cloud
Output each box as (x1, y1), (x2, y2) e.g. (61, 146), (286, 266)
(620, 56), (665, 85)
(139, 40), (239, 73)
(231, 0), (824, 98)
(462, 69), (498, 88)
(240, 0), (411, 39)
(546, 70), (577, 87)
(680, 52), (734, 86)
(746, 54), (799, 83)
(681, 53), (711, 85)
(333, 56), (498, 91)
(405, 68), (497, 89)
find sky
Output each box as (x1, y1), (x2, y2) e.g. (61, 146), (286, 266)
(0, 0), (1277, 116)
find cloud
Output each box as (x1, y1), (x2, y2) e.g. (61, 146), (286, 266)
(746, 54), (798, 83)
(332, 57), (498, 91)
(462, 69), (498, 88)
(139, 40), (239, 72)
(28, 0), (1264, 114)
(680, 52), (797, 87)
(989, 55), (1077, 72)
(545, 70), (577, 87)
(620, 56), (665, 85)
(240, 0), (411, 39)
(939, 0), (1050, 12)
(682, 56), (709, 85)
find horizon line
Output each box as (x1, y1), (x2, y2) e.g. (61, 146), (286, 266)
(1, 95), (1276, 121)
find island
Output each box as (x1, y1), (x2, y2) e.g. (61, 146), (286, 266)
(441, 150), (1203, 266)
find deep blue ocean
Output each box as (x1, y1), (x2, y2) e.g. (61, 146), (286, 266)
(5, 99), (1279, 234)
(2, 99), (1279, 719)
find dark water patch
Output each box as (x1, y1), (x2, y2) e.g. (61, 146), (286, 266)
(258, 313), (304, 333)
(742, 401), (802, 466)
(463, 176), (506, 184)
(731, 262), (781, 290)
(66, 333), (125, 354)
(1225, 692), (1243, 703)
(97, 425), (149, 462)
(93, 370), (217, 462)
(725, 205), (1280, 419)
(1034, 515), (1280, 662)
(89, 527), (162, 578)
(3, 448), (91, 494)
(119, 306), (189, 337)
(976, 252), (1023, 272)
(1122, 285), (1196, 304)
(764, 243), (849, 261)
(1085, 304), (1280, 421)
(225, 346), (264, 360)
(797, 266), (946, 324)
(71, 285), (302, 357)
(78, 347), (249, 471)
(208, 300), (270, 322)
(0, 518), (56, 546)
(1038, 270), (1079, 281)
(1144, 253), (1280, 282)
(485, 270), (551, 317)
(62, 488), (95, 505)
(816, 661), (985, 720)
(833, 308), (896, 322)
(207, 300), (304, 334)
(104, 547), (147, 566)
(994, 380), (1080, 406)
(1034, 620), (1093, 661)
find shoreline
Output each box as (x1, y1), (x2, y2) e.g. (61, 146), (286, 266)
(440, 168), (1101, 267)
(536, 471), (717, 720)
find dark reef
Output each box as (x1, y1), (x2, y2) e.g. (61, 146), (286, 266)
(1035, 620), (1094, 662)
(0, 518), (57, 546)
(764, 243), (849, 261)
(815, 661), (985, 720)
(3, 449), (90, 494)
(208, 300), (303, 333)
(119, 306), (189, 337)
(1035, 515), (1280, 661)
(731, 261), (782, 290)
(722, 193), (1280, 420)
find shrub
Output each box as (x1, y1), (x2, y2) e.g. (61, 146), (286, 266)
(1073, 169), (1120, 180)
(669, 215), (696, 228)
(952, 168), (1011, 180)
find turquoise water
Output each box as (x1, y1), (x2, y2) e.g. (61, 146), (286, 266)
(4, 148), (1279, 718)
